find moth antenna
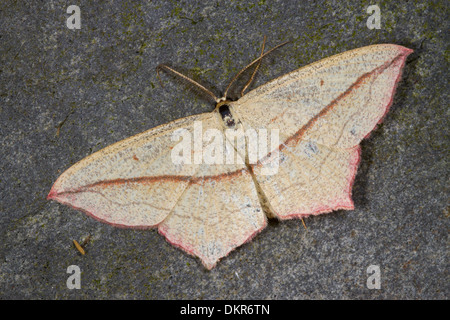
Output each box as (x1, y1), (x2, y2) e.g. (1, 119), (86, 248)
(223, 40), (290, 99)
(240, 36), (267, 97)
(156, 64), (220, 103)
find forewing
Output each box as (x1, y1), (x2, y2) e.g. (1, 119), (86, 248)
(49, 113), (211, 227)
(232, 44), (412, 144)
(232, 44), (412, 219)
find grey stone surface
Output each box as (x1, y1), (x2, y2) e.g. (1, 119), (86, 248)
(0, 0), (448, 299)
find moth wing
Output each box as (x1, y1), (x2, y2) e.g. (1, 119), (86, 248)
(49, 112), (266, 268)
(231, 44), (412, 219)
(48, 113), (210, 227)
(158, 156), (266, 270)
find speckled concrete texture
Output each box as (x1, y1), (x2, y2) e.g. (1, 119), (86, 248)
(0, 0), (448, 299)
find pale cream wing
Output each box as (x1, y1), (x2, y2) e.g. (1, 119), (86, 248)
(231, 44), (412, 219)
(232, 44), (412, 144)
(49, 111), (266, 268)
(158, 157), (266, 270)
(48, 113), (213, 227)
(157, 119), (266, 270)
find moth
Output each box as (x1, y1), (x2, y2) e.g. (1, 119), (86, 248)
(48, 42), (412, 269)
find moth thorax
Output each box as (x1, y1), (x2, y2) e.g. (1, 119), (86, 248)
(218, 104), (236, 128)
